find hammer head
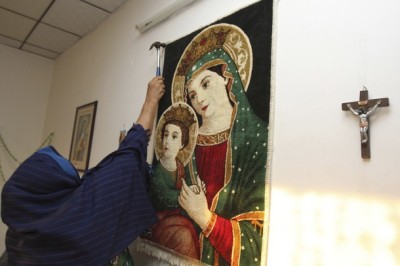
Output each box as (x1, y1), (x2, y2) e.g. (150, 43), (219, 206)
(149, 41), (166, 50)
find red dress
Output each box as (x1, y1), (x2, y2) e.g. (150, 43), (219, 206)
(195, 134), (233, 264)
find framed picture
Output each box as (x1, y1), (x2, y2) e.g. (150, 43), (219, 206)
(69, 101), (98, 171)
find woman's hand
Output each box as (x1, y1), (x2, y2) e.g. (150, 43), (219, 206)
(145, 76), (165, 105)
(178, 176), (211, 230)
(136, 76), (165, 131)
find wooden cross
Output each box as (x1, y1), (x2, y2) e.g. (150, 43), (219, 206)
(341, 87), (389, 159)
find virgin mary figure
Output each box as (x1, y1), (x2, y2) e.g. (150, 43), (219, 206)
(171, 23), (269, 266)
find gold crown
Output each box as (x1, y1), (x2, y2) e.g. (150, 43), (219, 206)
(164, 104), (196, 129)
(177, 27), (231, 76)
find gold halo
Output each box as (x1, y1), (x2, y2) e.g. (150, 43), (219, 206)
(171, 23), (253, 104)
(155, 103), (199, 166)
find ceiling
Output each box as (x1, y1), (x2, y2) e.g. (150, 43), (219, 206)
(0, 0), (127, 59)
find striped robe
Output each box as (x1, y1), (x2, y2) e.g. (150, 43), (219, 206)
(1, 124), (158, 265)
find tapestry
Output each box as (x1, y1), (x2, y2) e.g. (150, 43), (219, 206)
(135, 1), (275, 265)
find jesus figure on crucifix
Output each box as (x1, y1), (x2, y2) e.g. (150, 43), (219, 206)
(347, 99), (382, 143)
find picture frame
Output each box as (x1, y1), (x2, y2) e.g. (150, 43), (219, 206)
(69, 101), (98, 171)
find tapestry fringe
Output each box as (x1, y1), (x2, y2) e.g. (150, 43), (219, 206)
(131, 238), (209, 266)
(262, 0), (279, 265)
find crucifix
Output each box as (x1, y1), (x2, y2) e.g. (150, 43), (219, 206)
(341, 87), (389, 159)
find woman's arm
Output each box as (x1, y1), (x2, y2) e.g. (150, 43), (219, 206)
(136, 76), (165, 132)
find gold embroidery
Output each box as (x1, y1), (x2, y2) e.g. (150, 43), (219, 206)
(231, 220), (241, 266)
(197, 129), (230, 146)
(233, 211), (264, 220)
(177, 27), (231, 76)
(163, 103), (196, 128)
(251, 220), (264, 236)
(202, 212), (217, 237)
(234, 211), (265, 236)
(214, 251), (219, 266)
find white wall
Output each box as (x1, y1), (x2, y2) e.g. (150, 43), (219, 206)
(0, 44), (54, 253)
(269, 0), (400, 265)
(2, 0), (400, 264)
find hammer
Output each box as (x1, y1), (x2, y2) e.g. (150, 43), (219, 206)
(149, 41), (166, 76)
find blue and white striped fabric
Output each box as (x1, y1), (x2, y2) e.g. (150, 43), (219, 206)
(1, 125), (158, 265)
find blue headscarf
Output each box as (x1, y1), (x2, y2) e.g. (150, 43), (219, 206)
(1, 125), (158, 265)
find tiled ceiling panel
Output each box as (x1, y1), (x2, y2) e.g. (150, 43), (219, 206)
(42, 0), (109, 36)
(26, 23), (80, 53)
(0, 34), (21, 48)
(0, 8), (35, 40)
(0, 0), (127, 59)
(84, 0), (128, 12)
(0, 0), (52, 19)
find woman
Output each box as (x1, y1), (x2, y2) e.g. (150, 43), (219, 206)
(1, 76), (165, 266)
(149, 103), (201, 259)
(172, 24), (269, 265)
